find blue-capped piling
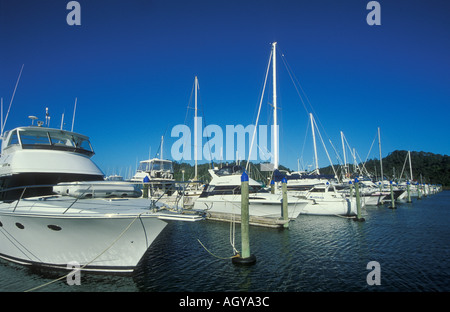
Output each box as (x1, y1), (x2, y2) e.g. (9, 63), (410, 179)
(353, 178), (365, 222)
(389, 180), (396, 209)
(232, 171), (256, 266)
(281, 177), (289, 228)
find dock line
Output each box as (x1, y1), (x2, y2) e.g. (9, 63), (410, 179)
(197, 239), (239, 260)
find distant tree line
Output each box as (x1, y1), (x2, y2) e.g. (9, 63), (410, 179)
(320, 150), (450, 187)
(172, 161), (290, 186)
(172, 150), (450, 187)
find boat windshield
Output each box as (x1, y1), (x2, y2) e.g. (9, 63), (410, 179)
(7, 128), (94, 156)
(138, 160), (173, 172)
(215, 165), (244, 176)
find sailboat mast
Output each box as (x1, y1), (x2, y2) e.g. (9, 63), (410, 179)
(378, 127), (383, 183)
(161, 135), (164, 160)
(341, 131), (347, 176)
(310, 113), (319, 174)
(272, 42), (279, 170)
(194, 76), (198, 180)
(408, 150), (413, 181)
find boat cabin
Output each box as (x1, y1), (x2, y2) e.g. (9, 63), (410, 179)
(135, 158), (174, 180)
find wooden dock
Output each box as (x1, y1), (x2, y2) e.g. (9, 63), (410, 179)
(205, 211), (289, 228)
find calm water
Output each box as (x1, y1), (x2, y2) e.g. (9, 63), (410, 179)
(1, 191), (449, 292)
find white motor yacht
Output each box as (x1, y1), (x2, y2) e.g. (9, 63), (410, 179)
(0, 122), (202, 274)
(289, 183), (358, 216)
(130, 158), (176, 196)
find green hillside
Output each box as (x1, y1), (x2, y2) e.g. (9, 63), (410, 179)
(320, 150), (450, 187)
(172, 150), (450, 187)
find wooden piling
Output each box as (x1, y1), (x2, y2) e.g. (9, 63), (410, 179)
(232, 171), (256, 265)
(281, 177), (289, 228)
(354, 178), (365, 222)
(407, 181), (412, 203)
(389, 180), (396, 209)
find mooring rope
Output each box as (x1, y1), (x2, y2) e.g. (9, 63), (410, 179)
(197, 239), (239, 260)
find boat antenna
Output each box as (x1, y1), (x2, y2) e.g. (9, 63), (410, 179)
(60, 111), (65, 130)
(45, 107), (50, 127)
(28, 116), (38, 125)
(71, 97), (77, 132)
(1, 64), (24, 136)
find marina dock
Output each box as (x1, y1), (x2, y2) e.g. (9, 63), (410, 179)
(205, 211), (289, 228)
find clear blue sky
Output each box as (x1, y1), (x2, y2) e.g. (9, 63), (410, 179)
(1, 0), (449, 178)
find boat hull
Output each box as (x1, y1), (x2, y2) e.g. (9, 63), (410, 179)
(298, 198), (357, 216)
(193, 194), (307, 219)
(0, 199), (167, 273)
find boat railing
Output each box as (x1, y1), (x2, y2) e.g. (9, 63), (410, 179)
(138, 179), (204, 210)
(0, 181), (146, 213)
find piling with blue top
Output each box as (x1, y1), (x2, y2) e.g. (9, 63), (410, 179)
(354, 178), (365, 222)
(406, 181), (412, 203)
(389, 180), (396, 209)
(270, 179), (275, 194)
(281, 177), (289, 228)
(377, 182), (383, 205)
(232, 171), (256, 265)
(143, 176), (150, 198)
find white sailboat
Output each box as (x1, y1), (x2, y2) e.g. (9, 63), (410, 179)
(265, 44), (357, 216)
(193, 165), (308, 219)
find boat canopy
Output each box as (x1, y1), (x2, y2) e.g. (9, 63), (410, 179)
(138, 158), (173, 173)
(2, 127), (94, 156)
(214, 165), (244, 177)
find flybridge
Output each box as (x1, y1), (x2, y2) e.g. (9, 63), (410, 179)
(2, 126), (94, 156)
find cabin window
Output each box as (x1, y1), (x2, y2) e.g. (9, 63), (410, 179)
(72, 136), (93, 152)
(152, 162), (173, 171)
(15, 128), (94, 156)
(7, 130), (20, 146)
(212, 185), (239, 195)
(138, 162), (149, 171)
(20, 131), (51, 145)
(209, 185), (263, 195)
(138, 161), (173, 172)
